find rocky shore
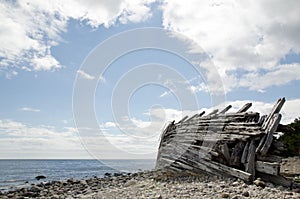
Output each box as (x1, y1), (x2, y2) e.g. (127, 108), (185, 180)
(0, 170), (299, 199)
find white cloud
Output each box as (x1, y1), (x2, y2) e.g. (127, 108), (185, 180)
(0, 0), (154, 73)
(188, 82), (208, 93)
(238, 63), (300, 91)
(20, 107), (41, 112)
(77, 70), (95, 80)
(2, 98), (299, 159)
(0, 119), (91, 159)
(103, 121), (118, 128)
(161, 0), (300, 92)
(159, 91), (171, 98)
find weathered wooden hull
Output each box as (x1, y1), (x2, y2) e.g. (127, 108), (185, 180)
(156, 98), (292, 186)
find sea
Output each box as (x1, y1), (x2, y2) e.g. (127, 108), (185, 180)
(0, 159), (156, 192)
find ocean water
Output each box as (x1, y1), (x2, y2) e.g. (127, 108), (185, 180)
(0, 159), (156, 192)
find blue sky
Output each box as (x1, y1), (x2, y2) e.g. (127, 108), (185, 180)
(0, 0), (300, 159)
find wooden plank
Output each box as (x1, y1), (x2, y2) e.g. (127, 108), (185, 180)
(177, 115), (189, 124)
(262, 98), (285, 130)
(237, 103), (252, 113)
(219, 105), (232, 114)
(260, 113), (281, 155)
(256, 134), (266, 153)
(220, 143), (230, 163)
(241, 141), (250, 164)
(256, 154), (283, 163)
(183, 111), (206, 123)
(199, 159), (253, 182)
(172, 132), (251, 142)
(245, 139), (256, 179)
(175, 127), (260, 136)
(255, 161), (279, 175)
(177, 156), (220, 176)
(198, 111), (206, 117)
(177, 113), (259, 124)
(184, 114), (199, 123)
(229, 141), (245, 167)
(206, 109), (219, 116)
(258, 115), (267, 126)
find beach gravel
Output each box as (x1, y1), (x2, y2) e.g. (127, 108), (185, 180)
(1, 170), (299, 198)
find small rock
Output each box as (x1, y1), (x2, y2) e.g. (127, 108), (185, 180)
(242, 191), (250, 197)
(22, 191), (38, 197)
(51, 194), (59, 199)
(232, 181), (239, 186)
(35, 175), (46, 180)
(293, 188), (300, 193)
(266, 182), (274, 188)
(114, 173), (123, 177)
(253, 178), (266, 188)
(30, 185), (42, 193)
(157, 195), (162, 199)
(80, 180), (87, 185)
(124, 180), (136, 187)
(284, 191), (293, 195)
(221, 193), (230, 198)
(7, 193), (14, 198)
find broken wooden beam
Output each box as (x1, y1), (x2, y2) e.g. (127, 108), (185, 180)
(219, 143), (230, 163)
(237, 103), (252, 113)
(177, 115), (189, 124)
(219, 105), (232, 114)
(255, 161), (279, 175)
(230, 141), (245, 167)
(260, 113), (282, 155)
(244, 139), (256, 179)
(262, 98), (285, 130)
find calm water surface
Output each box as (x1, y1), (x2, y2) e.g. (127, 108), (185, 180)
(0, 159), (155, 191)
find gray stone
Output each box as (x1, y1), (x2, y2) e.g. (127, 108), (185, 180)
(35, 175), (46, 180)
(232, 181), (239, 186)
(50, 194), (59, 199)
(294, 188), (300, 193)
(124, 179), (137, 187)
(253, 178), (266, 188)
(221, 193), (230, 198)
(30, 185), (42, 192)
(242, 191), (250, 197)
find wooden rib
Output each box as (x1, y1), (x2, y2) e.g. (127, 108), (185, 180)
(219, 105), (232, 114)
(260, 113), (282, 155)
(237, 103), (252, 113)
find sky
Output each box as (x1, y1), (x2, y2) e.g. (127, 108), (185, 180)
(0, 0), (300, 159)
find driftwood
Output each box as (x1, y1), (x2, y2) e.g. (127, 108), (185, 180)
(156, 98), (292, 186)
(244, 140), (256, 179)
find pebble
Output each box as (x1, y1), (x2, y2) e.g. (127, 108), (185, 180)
(221, 192), (230, 198)
(242, 191), (250, 197)
(232, 181), (239, 186)
(124, 179), (136, 187)
(294, 188), (300, 193)
(253, 178), (266, 188)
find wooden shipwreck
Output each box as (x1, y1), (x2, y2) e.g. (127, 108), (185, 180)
(156, 98), (293, 186)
